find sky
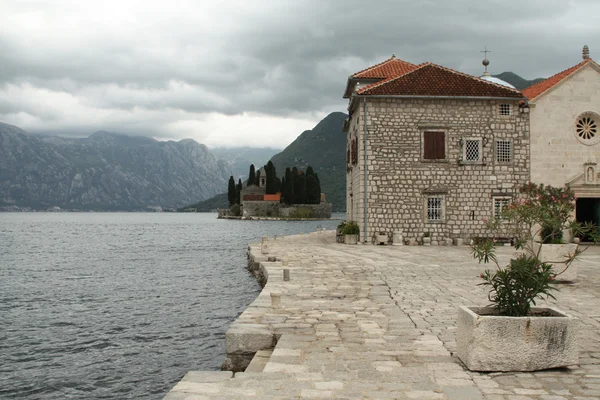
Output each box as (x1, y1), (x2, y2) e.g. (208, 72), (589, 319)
(1, 0), (598, 148)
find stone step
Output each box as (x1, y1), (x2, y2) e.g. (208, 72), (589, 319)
(244, 349), (274, 372)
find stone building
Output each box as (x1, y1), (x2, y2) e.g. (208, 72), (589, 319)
(343, 56), (530, 244)
(524, 46), (600, 230)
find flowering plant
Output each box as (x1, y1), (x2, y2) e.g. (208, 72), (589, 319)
(472, 183), (598, 316)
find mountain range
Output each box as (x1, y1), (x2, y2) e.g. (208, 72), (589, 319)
(1, 72), (545, 212)
(492, 72), (544, 90)
(0, 122), (232, 210)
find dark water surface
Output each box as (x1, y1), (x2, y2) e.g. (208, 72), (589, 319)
(0, 212), (342, 399)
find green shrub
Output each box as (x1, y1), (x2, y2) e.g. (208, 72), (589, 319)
(541, 223), (564, 244)
(479, 254), (557, 316)
(343, 221), (360, 235)
(289, 207), (315, 219)
(229, 203), (241, 216)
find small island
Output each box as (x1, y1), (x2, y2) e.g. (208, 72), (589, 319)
(218, 162), (332, 220)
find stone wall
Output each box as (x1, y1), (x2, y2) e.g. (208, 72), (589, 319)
(346, 97), (530, 244)
(242, 201), (332, 219)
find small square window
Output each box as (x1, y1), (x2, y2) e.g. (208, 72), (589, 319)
(427, 197), (443, 221)
(496, 140), (511, 163)
(499, 104), (511, 116)
(493, 197), (511, 220)
(463, 139), (481, 162)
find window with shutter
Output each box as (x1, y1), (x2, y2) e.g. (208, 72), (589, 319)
(423, 131), (445, 160)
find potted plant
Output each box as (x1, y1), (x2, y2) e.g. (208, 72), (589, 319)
(336, 221), (347, 243)
(458, 183), (598, 372)
(509, 183), (594, 281)
(422, 231), (431, 246)
(343, 221), (360, 245)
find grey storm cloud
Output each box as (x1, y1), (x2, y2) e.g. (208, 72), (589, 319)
(0, 0), (598, 145)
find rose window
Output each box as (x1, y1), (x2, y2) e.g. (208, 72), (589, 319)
(575, 113), (600, 145)
(577, 116), (597, 139)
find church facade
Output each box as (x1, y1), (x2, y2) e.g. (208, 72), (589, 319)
(524, 47), (600, 234)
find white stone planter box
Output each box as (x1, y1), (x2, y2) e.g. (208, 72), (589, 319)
(422, 237), (431, 246)
(532, 242), (578, 281)
(456, 306), (578, 372)
(375, 234), (387, 245)
(392, 231), (403, 246)
(344, 234), (358, 245)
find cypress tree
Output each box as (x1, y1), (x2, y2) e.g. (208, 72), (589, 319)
(306, 166), (322, 203)
(236, 179), (242, 204)
(247, 164), (256, 186)
(266, 161), (277, 194)
(284, 167), (293, 204)
(306, 168), (320, 204)
(294, 169), (306, 204)
(227, 176), (236, 206)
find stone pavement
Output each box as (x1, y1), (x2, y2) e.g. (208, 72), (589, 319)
(164, 231), (600, 400)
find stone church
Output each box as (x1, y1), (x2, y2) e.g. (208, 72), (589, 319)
(343, 46), (599, 244)
(524, 46), (600, 237)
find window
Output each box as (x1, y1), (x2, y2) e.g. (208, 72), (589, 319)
(493, 197), (511, 220)
(427, 197), (443, 221)
(496, 140), (512, 163)
(499, 104), (511, 116)
(351, 138), (358, 165)
(575, 112), (600, 145)
(423, 131), (445, 160)
(462, 138), (482, 162)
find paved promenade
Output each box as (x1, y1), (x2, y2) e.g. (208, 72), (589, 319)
(164, 231), (600, 399)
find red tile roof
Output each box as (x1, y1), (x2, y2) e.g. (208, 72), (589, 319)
(522, 58), (596, 100)
(351, 55), (417, 79)
(358, 63), (523, 98)
(263, 193), (281, 201)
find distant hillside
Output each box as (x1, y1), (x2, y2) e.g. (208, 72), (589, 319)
(0, 122), (233, 210)
(181, 192), (228, 212)
(270, 112), (347, 211)
(493, 72), (544, 90)
(211, 146), (280, 180)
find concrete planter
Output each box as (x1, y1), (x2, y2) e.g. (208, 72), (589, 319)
(456, 306), (578, 372)
(392, 231), (403, 246)
(532, 242), (578, 281)
(422, 237), (431, 246)
(375, 233), (388, 245)
(344, 234), (358, 245)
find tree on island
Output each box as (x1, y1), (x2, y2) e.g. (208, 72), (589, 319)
(266, 161), (277, 194)
(227, 176), (236, 206)
(236, 179), (242, 205)
(293, 168), (307, 204)
(247, 164), (256, 187)
(306, 166), (321, 204)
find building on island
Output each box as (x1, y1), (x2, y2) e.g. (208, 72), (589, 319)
(343, 46), (599, 244)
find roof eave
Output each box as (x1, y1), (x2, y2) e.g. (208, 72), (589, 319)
(352, 94), (526, 101)
(526, 60), (600, 102)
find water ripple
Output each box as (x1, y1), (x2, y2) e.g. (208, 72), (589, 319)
(0, 212), (342, 399)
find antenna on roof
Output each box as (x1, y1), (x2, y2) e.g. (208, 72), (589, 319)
(481, 46), (491, 76)
(583, 45), (590, 60)
(391, 53), (396, 59)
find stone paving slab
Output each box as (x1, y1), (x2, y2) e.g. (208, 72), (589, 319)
(164, 231), (600, 399)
